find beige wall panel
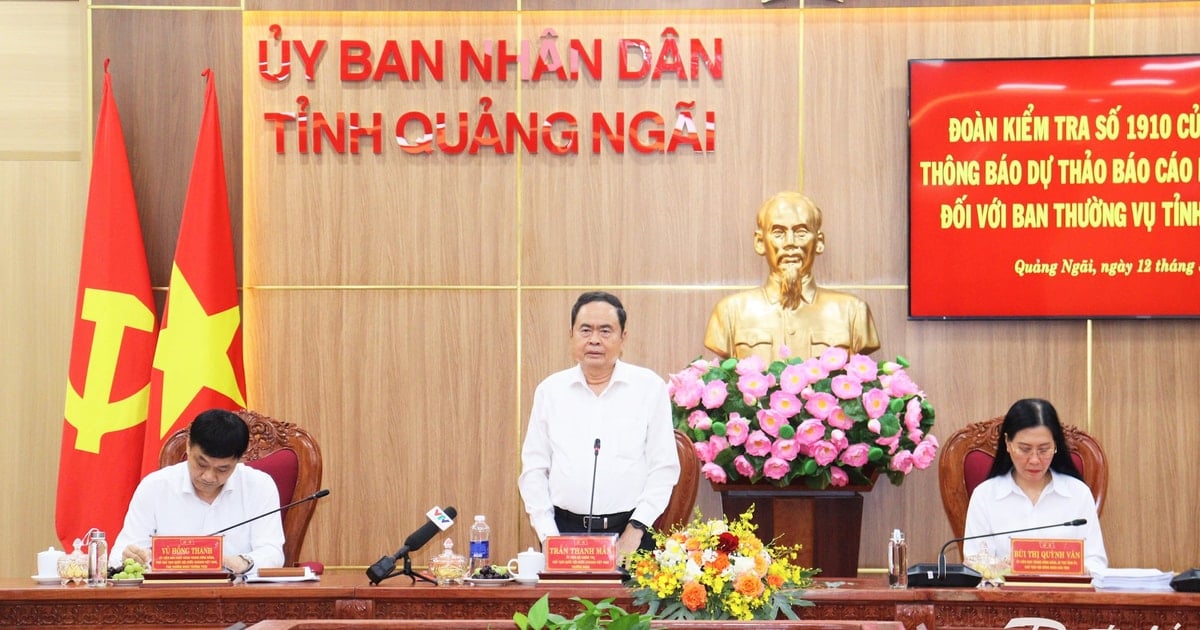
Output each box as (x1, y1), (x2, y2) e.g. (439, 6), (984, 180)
(521, 11), (802, 287)
(1092, 321), (1200, 571)
(250, 0), (516, 10)
(0, 161), (84, 578)
(93, 0), (237, 6)
(1094, 2), (1200, 55)
(0, 1), (82, 159)
(92, 8), (243, 287)
(802, 6), (1090, 286)
(524, 1), (800, 9)
(244, 12), (518, 287)
(242, 289), (521, 566)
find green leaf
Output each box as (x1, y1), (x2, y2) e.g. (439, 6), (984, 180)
(880, 413), (901, 437)
(721, 358), (738, 370)
(525, 594), (550, 629)
(868, 446), (884, 461)
(896, 355), (911, 368)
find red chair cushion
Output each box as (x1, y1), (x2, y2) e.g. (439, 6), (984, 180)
(964, 450), (1086, 498)
(245, 449), (299, 517)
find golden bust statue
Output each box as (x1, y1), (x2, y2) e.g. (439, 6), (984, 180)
(704, 191), (881, 363)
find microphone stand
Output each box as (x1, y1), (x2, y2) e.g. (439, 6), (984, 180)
(369, 553), (436, 586)
(586, 438), (600, 534)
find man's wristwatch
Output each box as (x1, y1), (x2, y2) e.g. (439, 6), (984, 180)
(237, 554), (255, 574)
(628, 519), (648, 532)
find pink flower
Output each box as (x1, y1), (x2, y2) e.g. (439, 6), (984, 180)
(912, 437), (938, 469)
(881, 371), (921, 397)
(725, 414), (750, 446)
(829, 429), (848, 451)
(687, 410), (712, 430)
(800, 358), (829, 383)
(904, 397), (923, 430)
(827, 406), (854, 430)
(702, 462), (728, 483)
(744, 430), (773, 457)
(795, 419), (827, 445)
(762, 457), (791, 480)
(733, 455), (756, 477)
(889, 450), (915, 474)
(778, 363), (809, 395)
(867, 418), (882, 434)
(693, 440), (715, 463)
(771, 437), (800, 461)
(830, 374), (863, 400)
(829, 466), (849, 487)
(709, 435), (730, 455)
(811, 440), (839, 466)
(839, 443), (871, 468)
(737, 371), (772, 401)
(779, 345), (793, 358)
(861, 388), (891, 419)
(818, 347), (849, 371)
(669, 370), (704, 408)
(875, 434), (900, 454)
(757, 409), (786, 438)
(701, 380), (729, 409)
(734, 355), (766, 376)
(804, 392), (839, 419)
(908, 428), (925, 444)
(769, 390), (803, 419)
(845, 354), (878, 381)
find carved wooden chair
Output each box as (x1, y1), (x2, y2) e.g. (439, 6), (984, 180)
(159, 409), (323, 567)
(653, 429), (700, 532)
(938, 416), (1108, 557)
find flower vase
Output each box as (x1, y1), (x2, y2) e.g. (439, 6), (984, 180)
(710, 472), (878, 578)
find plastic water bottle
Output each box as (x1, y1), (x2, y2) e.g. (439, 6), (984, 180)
(888, 528), (908, 589)
(468, 515), (491, 574)
(87, 530), (108, 587)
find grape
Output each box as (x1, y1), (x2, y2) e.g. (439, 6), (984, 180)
(472, 565), (509, 579)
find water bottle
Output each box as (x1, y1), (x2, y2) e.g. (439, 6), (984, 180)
(888, 528), (908, 589)
(87, 530), (109, 587)
(468, 515), (491, 574)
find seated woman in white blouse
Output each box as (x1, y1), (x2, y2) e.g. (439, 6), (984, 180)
(964, 398), (1107, 574)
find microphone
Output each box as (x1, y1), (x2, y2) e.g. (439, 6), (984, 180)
(907, 518), (1087, 588)
(366, 506), (457, 585)
(586, 439), (600, 533)
(208, 488), (330, 536)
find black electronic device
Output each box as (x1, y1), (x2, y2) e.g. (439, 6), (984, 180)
(1171, 568), (1200, 592)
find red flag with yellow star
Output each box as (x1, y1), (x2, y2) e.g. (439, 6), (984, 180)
(57, 60), (158, 549)
(142, 69), (246, 474)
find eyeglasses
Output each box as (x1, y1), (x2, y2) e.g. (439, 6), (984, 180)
(1008, 441), (1056, 459)
(575, 325), (617, 340)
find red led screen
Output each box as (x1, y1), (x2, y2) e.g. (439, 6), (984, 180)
(908, 55), (1200, 319)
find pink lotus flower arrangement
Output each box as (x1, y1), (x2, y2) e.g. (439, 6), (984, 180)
(668, 348), (939, 489)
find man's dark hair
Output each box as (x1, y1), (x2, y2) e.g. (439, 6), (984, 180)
(188, 409), (250, 459)
(570, 291), (627, 330)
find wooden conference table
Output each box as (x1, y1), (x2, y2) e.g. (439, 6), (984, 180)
(1, 570), (1197, 629)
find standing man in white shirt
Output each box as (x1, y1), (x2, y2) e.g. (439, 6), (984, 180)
(518, 292), (681, 557)
(110, 409), (285, 575)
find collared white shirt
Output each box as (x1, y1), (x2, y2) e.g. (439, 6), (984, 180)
(110, 461), (285, 570)
(964, 469), (1107, 574)
(518, 360), (681, 541)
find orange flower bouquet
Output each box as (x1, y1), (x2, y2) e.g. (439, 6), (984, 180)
(625, 507), (816, 621)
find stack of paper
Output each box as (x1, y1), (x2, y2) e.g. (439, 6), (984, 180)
(1091, 568), (1175, 590)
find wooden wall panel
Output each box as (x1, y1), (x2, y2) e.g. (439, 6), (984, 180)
(0, 1), (82, 159)
(520, 11), (802, 287)
(92, 8), (243, 287)
(0, 161), (85, 578)
(244, 12), (519, 287)
(802, 6), (1091, 286)
(243, 289), (522, 566)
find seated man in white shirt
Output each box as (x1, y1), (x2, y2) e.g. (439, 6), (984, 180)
(518, 291), (681, 557)
(110, 409), (285, 575)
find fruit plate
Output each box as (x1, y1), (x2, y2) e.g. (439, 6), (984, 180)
(110, 578), (144, 587)
(464, 577), (514, 587)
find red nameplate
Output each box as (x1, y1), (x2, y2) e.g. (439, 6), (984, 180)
(543, 534), (618, 572)
(152, 536), (224, 571)
(1010, 538), (1085, 575)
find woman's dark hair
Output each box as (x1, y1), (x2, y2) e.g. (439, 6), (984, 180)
(187, 409), (250, 459)
(987, 398), (1083, 481)
(570, 291), (627, 330)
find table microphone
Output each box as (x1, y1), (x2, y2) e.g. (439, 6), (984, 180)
(208, 488), (331, 536)
(366, 506), (457, 585)
(907, 518), (1087, 588)
(586, 438), (600, 533)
